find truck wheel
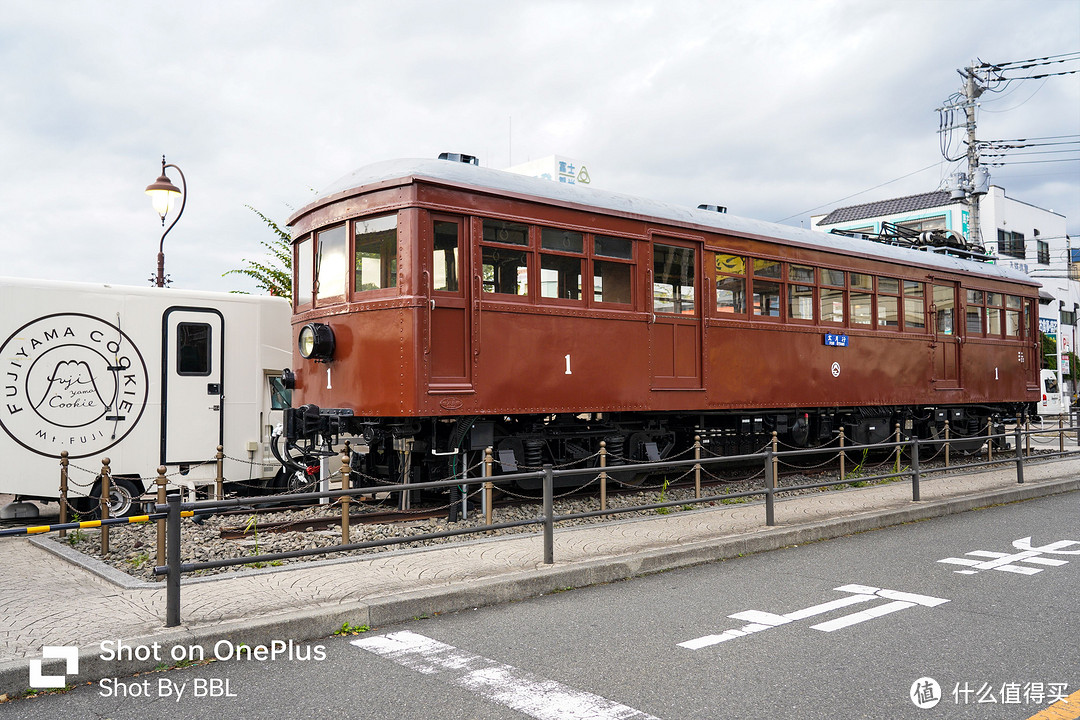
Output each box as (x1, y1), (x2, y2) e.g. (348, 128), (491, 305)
(84, 477), (143, 519)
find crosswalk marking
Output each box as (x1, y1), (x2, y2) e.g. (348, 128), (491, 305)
(353, 631), (661, 720)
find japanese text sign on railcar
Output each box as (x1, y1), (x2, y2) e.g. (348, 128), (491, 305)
(824, 333), (849, 347)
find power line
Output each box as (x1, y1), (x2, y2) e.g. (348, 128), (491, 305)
(773, 162), (941, 224)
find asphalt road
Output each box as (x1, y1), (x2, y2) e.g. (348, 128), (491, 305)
(4, 491), (1077, 720)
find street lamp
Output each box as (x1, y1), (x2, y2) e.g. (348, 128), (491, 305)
(145, 155), (186, 287)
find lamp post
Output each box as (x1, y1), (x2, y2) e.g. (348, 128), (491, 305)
(145, 155), (186, 287)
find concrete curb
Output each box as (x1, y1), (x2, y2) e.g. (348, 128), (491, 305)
(3, 476), (1075, 698)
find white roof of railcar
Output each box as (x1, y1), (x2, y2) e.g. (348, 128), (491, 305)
(298, 158), (1038, 288)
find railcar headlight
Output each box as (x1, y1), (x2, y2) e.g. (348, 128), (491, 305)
(298, 323), (335, 361)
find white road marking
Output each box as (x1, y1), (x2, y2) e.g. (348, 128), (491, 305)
(939, 537), (1076, 574)
(679, 585), (949, 650)
(353, 631), (661, 720)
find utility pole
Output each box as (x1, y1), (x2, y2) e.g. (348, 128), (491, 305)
(961, 62), (985, 247)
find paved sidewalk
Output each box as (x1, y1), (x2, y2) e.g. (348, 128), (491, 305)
(1, 457), (1077, 696)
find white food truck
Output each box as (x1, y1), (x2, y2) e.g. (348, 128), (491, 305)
(0, 276), (292, 518)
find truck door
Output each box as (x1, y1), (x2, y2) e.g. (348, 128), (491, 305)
(162, 307), (224, 463)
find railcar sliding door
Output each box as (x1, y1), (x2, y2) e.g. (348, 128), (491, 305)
(931, 283), (961, 388)
(649, 240), (703, 389)
(426, 215), (473, 390)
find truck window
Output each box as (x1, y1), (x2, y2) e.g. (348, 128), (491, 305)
(177, 322), (211, 376)
(269, 375), (292, 410)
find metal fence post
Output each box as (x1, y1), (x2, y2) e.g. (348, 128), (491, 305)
(893, 423), (901, 472)
(100, 457), (111, 554)
(987, 419), (993, 463)
(599, 441), (608, 512)
(156, 466), (168, 571)
(694, 435), (702, 500)
(543, 464), (554, 565)
(484, 446), (494, 526)
(1025, 416), (1031, 457)
(59, 451), (69, 539)
(340, 447), (351, 545)
(910, 436), (921, 501)
(1059, 414), (1064, 454)
(944, 420), (950, 467)
(1014, 423), (1025, 484)
(838, 427), (846, 481)
(215, 445), (224, 501)
(166, 493), (181, 627)
(764, 446), (776, 527)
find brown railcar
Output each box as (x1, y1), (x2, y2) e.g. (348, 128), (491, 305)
(282, 157), (1039, 484)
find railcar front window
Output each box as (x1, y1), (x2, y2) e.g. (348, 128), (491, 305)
(315, 225), (348, 302)
(354, 215), (398, 292)
(432, 221), (460, 292)
(482, 247), (529, 296)
(653, 244), (695, 315)
(295, 236), (312, 307)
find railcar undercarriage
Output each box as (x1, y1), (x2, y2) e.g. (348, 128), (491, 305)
(277, 402), (1034, 493)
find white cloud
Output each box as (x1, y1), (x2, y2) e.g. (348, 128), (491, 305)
(0, 0), (1076, 291)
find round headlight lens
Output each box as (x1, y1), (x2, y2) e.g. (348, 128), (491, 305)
(297, 323), (334, 361)
(298, 325), (316, 358)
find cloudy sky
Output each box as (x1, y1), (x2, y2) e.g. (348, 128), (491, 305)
(2, 0), (1077, 293)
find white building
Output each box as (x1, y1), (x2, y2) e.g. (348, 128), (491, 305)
(812, 186), (1077, 403)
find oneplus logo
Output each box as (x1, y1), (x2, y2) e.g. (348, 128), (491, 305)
(29, 646), (79, 688)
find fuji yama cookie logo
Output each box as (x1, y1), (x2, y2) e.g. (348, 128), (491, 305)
(2, 313), (149, 458)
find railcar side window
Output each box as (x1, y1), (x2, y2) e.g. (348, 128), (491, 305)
(849, 274), (873, 326)
(752, 260), (781, 318)
(653, 244), (695, 314)
(878, 278), (900, 328)
(715, 254), (746, 315)
(788, 265), (814, 321)
(315, 225), (348, 302)
(904, 281), (925, 330)
(985, 292), (1002, 335)
(483, 219), (528, 245)
(482, 247), (529, 295)
(820, 269), (845, 324)
(432, 221), (460, 292)
(593, 235), (633, 305)
(354, 215), (398, 292)
(540, 228), (584, 301)
(966, 290), (985, 335)
(295, 235), (313, 307)
(1005, 295), (1022, 337)
(595, 235), (633, 260)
